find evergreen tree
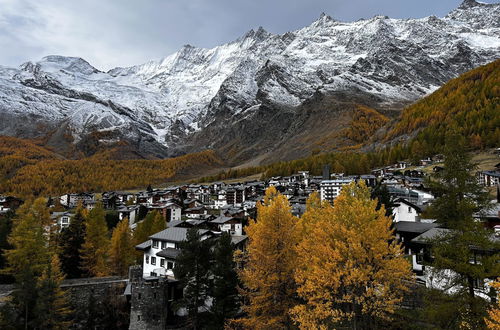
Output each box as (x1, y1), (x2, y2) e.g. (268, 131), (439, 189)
(150, 210), (166, 234)
(34, 254), (72, 329)
(0, 210), (14, 283)
(173, 227), (213, 329)
(291, 182), (413, 329)
(133, 210), (167, 262)
(109, 218), (135, 276)
(426, 135), (500, 328)
(58, 205), (86, 278)
(209, 232), (240, 328)
(80, 203), (110, 277)
(237, 187), (299, 329)
(371, 182), (397, 217)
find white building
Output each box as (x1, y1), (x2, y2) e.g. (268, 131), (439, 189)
(211, 216), (243, 236)
(392, 198), (421, 223)
(136, 227), (213, 278)
(319, 179), (354, 203)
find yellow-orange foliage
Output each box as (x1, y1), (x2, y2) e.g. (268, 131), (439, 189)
(291, 181), (413, 329)
(110, 218), (135, 276)
(345, 105), (389, 143)
(486, 279), (500, 329)
(237, 186), (299, 329)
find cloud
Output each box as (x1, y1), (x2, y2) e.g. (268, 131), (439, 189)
(0, 0), (497, 70)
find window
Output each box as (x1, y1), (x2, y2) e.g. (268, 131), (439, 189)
(161, 241), (166, 249)
(153, 240), (159, 248)
(408, 207), (412, 213)
(151, 257), (156, 265)
(167, 261), (174, 270)
(160, 259), (165, 267)
(137, 315), (141, 321)
(145, 255), (149, 264)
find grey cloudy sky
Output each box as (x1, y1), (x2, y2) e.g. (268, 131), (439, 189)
(0, 0), (497, 71)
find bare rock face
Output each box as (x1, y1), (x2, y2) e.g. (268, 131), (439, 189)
(0, 1), (498, 161)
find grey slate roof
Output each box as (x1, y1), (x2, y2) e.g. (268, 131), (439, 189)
(149, 227), (210, 242)
(411, 228), (452, 244)
(135, 240), (152, 251)
(231, 235), (248, 246)
(211, 216), (234, 224)
(394, 221), (439, 234)
(156, 248), (181, 259)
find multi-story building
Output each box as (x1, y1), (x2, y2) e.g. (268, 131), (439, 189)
(319, 179), (354, 203)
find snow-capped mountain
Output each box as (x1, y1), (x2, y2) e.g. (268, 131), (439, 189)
(0, 0), (498, 160)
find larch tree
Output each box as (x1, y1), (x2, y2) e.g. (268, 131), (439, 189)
(80, 203), (110, 277)
(150, 210), (167, 234)
(109, 218), (135, 276)
(291, 181), (413, 329)
(58, 205), (86, 278)
(132, 210), (166, 262)
(237, 186), (299, 329)
(486, 279), (500, 329)
(3, 198), (52, 328)
(34, 254), (72, 329)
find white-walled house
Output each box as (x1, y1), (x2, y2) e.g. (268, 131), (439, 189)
(118, 205), (140, 226)
(210, 216), (243, 236)
(50, 211), (74, 231)
(392, 198), (422, 223)
(136, 227), (213, 278)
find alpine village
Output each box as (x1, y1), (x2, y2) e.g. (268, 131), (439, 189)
(0, 0), (499, 329)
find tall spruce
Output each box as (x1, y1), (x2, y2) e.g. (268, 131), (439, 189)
(80, 203), (110, 277)
(58, 205), (86, 278)
(237, 186), (299, 329)
(426, 135), (500, 328)
(173, 227), (213, 329)
(209, 231), (240, 328)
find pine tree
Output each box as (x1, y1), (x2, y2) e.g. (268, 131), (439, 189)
(58, 205), (86, 278)
(34, 254), (72, 329)
(291, 181), (413, 329)
(80, 203), (110, 277)
(209, 232), (240, 328)
(173, 227), (213, 329)
(237, 186), (299, 329)
(109, 218), (135, 276)
(371, 182), (397, 217)
(426, 135), (500, 328)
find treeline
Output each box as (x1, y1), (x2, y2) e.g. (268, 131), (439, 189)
(0, 136), (222, 198)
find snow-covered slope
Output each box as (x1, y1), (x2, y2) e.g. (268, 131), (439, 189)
(0, 0), (498, 159)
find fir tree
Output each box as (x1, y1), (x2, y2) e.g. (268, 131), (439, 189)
(173, 227), (213, 329)
(58, 205), (86, 278)
(209, 232), (240, 328)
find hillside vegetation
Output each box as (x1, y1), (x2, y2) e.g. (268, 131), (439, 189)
(0, 136), (222, 198)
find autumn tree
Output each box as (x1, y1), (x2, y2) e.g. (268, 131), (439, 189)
(173, 227), (213, 329)
(133, 210), (166, 261)
(58, 205), (86, 278)
(34, 254), (72, 329)
(209, 231), (240, 329)
(486, 279), (500, 329)
(237, 186), (299, 329)
(291, 181), (413, 329)
(109, 218), (135, 276)
(80, 203), (110, 277)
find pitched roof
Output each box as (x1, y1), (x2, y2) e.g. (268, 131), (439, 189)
(135, 240), (152, 251)
(411, 228), (452, 245)
(211, 216), (235, 224)
(394, 221), (439, 234)
(149, 227), (210, 242)
(156, 248), (181, 259)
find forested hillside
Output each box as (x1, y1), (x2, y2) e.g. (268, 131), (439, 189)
(0, 136), (222, 198)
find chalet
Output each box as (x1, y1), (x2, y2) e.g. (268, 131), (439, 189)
(474, 202), (500, 230)
(147, 202), (182, 222)
(393, 221), (440, 254)
(409, 227), (499, 298)
(136, 227), (213, 278)
(210, 216), (244, 236)
(183, 199), (203, 209)
(359, 175), (377, 187)
(184, 206), (208, 219)
(0, 196), (23, 211)
(60, 193), (94, 208)
(392, 198), (422, 223)
(477, 170), (500, 187)
(50, 211), (74, 231)
(118, 205), (141, 225)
